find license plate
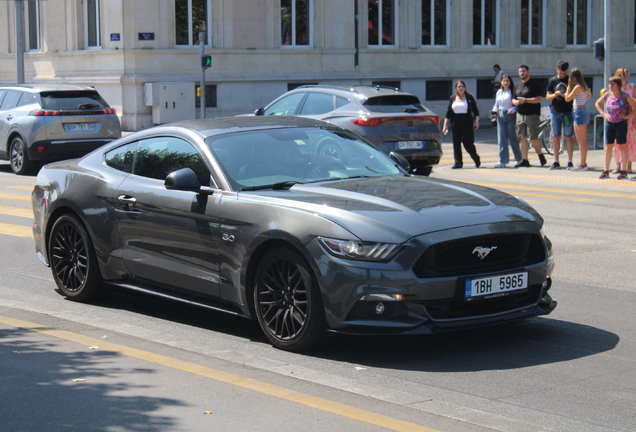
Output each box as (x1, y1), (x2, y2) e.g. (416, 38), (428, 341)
(67, 123), (95, 132)
(397, 141), (424, 149)
(465, 272), (528, 300)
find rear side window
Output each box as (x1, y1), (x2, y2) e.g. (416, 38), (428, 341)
(299, 92), (334, 115)
(105, 142), (138, 173)
(264, 92), (306, 116)
(0, 90), (7, 106)
(363, 95), (426, 113)
(18, 93), (38, 107)
(39, 90), (110, 110)
(335, 96), (349, 109)
(0, 91), (22, 110)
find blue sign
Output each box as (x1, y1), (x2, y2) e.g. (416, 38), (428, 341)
(138, 33), (155, 41)
(110, 33), (121, 42)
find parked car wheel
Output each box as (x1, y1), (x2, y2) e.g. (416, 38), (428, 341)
(49, 214), (104, 301)
(412, 165), (432, 176)
(10, 137), (35, 175)
(254, 246), (327, 351)
(318, 138), (345, 161)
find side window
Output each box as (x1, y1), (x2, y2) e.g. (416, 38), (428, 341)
(263, 93), (306, 116)
(335, 96), (349, 109)
(0, 91), (22, 110)
(0, 90), (7, 106)
(299, 92), (334, 115)
(133, 136), (211, 185)
(18, 93), (38, 107)
(105, 142), (138, 173)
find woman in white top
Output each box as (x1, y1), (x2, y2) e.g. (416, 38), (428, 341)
(442, 80), (481, 169)
(491, 74), (521, 168)
(564, 68), (592, 170)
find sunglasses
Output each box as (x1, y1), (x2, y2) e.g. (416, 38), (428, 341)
(621, 73), (630, 77)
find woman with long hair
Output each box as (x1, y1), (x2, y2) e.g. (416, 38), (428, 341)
(595, 76), (636, 179)
(442, 80), (481, 169)
(564, 68), (592, 170)
(611, 68), (636, 173)
(491, 74), (521, 167)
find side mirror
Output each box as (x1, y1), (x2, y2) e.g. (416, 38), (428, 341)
(389, 151), (410, 172)
(165, 168), (202, 191)
(254, 108), (265, 116)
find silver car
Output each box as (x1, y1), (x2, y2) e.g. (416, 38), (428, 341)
(0, 84), (121, 175)
(254, 85), (443, 176)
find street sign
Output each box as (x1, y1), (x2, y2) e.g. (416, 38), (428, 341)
(202, 54), (212, 69)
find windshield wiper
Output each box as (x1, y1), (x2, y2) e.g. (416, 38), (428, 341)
(78, 103), (100, 109)
(240, 181), (299, 191)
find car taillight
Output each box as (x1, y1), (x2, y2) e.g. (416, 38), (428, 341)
(30, 109), (59, 116)
(102, 108), (117, 114)
(351, 115), (442, 127)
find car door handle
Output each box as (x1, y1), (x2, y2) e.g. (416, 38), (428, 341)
(117, 195), (137, 206)
(6, 115), (12, 120)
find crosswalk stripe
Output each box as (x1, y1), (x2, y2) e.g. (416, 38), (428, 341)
(0, 205), (32, 218)
(7, 185), (34, 191)
(0, 222), (32, 237)
(0, 192), (31, 202)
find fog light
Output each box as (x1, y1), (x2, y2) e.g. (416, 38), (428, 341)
(37, 146), (45, 153)
(375, 302), (385, 315)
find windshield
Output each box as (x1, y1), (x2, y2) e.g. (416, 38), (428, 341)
(40, 91), (110, 110)
(207, 127), (402, 191)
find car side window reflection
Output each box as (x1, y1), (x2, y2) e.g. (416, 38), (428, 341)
(0, 91), (21, 110)
(299, 93), (334, 115)
(263, 92), (305, 116)
(18, 93), (38, 107)
(133, 137), (211, 186)
(105, 142), (137, 173)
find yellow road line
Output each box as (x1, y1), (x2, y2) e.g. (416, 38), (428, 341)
(7, 185), (34, 191)
(468, 181), (635, 198)
(0, 192), (31, 202)
(0, 222), (32, 237)
(0, 316), (443, 432)
(467, 168), (636, 187)
(0, 205), (33, 218)
(505, 191), (593, 201)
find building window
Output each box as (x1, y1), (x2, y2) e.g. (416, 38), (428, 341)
(281, 0), (311, 46)
(426, 80), (452, 101)
(195, 84), (217, 108)
(176, 0), (211, 46)
(421, 0), (447, 46)
(85, 0), (101, 48)
(566, 0), (588, 46)
(368, 0), (396, 46)
(476, 79), (494, 99)
(24, 0), (39, 51)
(288, 83), (318, 91)
(473, 0), (497, 46)
(521, 0), (543, 45)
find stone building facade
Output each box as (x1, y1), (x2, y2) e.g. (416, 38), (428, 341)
(1, 0), (634, 131)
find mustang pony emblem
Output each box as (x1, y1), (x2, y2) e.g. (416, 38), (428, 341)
(472, 246), (497, 259)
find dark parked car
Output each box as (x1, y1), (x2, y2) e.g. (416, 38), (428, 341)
(253, 85), (442, 175)
(0, 84), (121, 175)
(32, 116), (556, 351)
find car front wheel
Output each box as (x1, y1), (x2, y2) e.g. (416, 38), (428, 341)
(254, 246), (327, 351)
(49, 214), (104, 301)
(10, 137), (35, 175)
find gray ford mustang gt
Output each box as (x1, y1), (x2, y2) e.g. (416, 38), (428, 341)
(32, 116), (556, 351)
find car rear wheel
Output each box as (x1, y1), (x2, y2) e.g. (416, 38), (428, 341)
(254, 246), (327, 351)
(10, 137), (35, 175)
(49, 214), (104, 301)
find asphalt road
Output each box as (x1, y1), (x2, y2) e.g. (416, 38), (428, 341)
(1, 141), (635, 432)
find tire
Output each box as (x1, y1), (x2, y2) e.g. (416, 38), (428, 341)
(10, 137), (35, 175)
(253, 246), (327, 351)
(540, 124), (553, 156)
(49, 214), (104, 302)
(317, 138), (345, 162)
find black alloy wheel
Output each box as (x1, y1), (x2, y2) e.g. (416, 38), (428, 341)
(254, 247), (327, 351)
(49, 214), (104, 301)
(10, 137), (34, 175)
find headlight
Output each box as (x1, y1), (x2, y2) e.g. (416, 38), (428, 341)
(318, 237), (402, 262)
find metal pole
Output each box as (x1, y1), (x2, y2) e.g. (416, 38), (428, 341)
(604, 0), (611, 88)
(199, 32), (206, 119)
(15, 0), (25, 84)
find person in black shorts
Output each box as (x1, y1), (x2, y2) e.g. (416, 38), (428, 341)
(512, 65), (547, 167)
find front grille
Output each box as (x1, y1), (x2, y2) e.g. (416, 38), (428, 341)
(413, 233), (546, 277)
(414, 284), (542, 320)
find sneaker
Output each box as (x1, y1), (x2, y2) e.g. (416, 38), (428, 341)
(538, 153), (547, 166)
(550, 161), (560, 170)
(617, 171), (628, 180)
(574, 164), (589, 171)
(599, 170), (610, 179)
(451, 164), (463, 169)
(516, 159), (531, 167)
(494, 162), (507, 168)
(566, 161), (574, 170)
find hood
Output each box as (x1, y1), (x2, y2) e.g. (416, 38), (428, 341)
(247, 176), (541, 243)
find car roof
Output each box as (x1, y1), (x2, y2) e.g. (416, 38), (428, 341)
(291, 84), (414, 99)
(0, 84), (99, 93)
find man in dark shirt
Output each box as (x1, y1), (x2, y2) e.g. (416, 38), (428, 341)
(546, 60), (575, 169)
(513, 65), (547, 167)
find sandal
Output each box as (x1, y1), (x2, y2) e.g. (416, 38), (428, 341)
(618, 171), (628, 180)
(599, 170), (610, 179)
